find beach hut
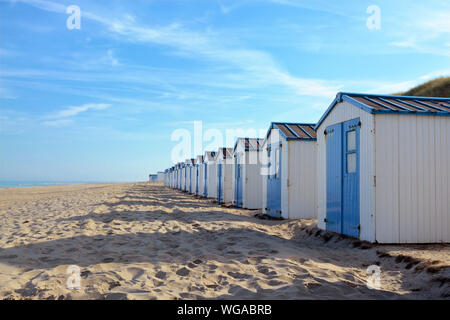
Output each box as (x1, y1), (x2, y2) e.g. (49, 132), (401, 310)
(157, 171), (165, 182)
(261, 122), (317, 220)
(170, 167), (175, 188)
(204, 151), (217, 198)
(180, 162), (186, 191)
(232, 138), (264, 209)
(196, 155), (204, 196)
(189, 159), (197, 194)
(170, 166), (176, 188)
(164, 169), (169, 186)
(215, 148), (234, 204)
(175, 162), (182, 190)
(172, 166), (177, 188)
(184, 159), (193, 192)
(316, 92), (450, 243)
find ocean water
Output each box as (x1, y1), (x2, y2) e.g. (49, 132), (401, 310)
(0, 181), (104, 189)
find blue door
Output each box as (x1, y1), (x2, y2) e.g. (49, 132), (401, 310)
(325, 123), (342, 233)
(184, 168), (187, 190)
(266, 143), (282, 218)
(235, 155), (243, 207)
(195, 166), (199, 195)
(204, 164), (208, 197)
(343, 119), (360, 237)
(325, 118), (360, 237)
(217, 163), (223, 203)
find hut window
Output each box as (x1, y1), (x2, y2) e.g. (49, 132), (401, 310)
(347, 130), (356, 151)
(346, 130), (357, 173)
(347, 153), (356, 173)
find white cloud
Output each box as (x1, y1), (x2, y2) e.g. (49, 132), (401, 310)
(6, 0), (339, 98)
(42, 119), (73, 127)
(49, 103), (111, 119)
(365, 69), (450, 95)
(387, 5), (450, 56)
(419, 69), (450, 81)
(40, 103), (110, 127)
(390, 38), (417, 48)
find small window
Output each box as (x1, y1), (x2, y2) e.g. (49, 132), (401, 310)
(347, 130), (356, 151)
(347, 153), (356, 173)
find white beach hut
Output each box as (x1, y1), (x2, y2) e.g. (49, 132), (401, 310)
(176, 163), (182, 189)
(185, 159), (193, 193)
(232, 138), (264, 209)
(204, 151), (217, 199)
(316, 92), (450, 243)
(180, 162), (187, 191)
(261, 122), (317, 220)
(164, 169), (169, 187)
(157, 171), (165, 182)
(189, 159), (197, 194)
(170, 167), (175, 188)
(173, 165), (177, 189)
(170, 166), (176, 188)
(215, 148), (234, 204)
(196, 155), (204, 196)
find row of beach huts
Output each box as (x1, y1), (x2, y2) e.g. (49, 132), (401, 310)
(160, 92), (450, 244)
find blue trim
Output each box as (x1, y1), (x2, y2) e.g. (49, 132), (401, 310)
(342, 95), (375, 114)
(340, 91), (450, 101)
(265, 122), (317, 142)
(315, 92), (450, 130)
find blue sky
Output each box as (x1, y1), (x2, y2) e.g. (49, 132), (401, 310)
(1, 0), (449, 182)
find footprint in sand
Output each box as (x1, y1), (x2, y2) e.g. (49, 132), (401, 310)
(227, 272), (251, 280)
(246, 257), (263, 265)
(176, 267), (190, 277)
(267, 280), (286, 286)
(154, 271), (167, 280)
(257, 267), (277, 276)
(305, 282), (322, 290)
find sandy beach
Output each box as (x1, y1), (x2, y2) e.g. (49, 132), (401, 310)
(0, 182), (448, 300)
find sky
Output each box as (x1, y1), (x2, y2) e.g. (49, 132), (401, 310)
(0, 0), (449, 182)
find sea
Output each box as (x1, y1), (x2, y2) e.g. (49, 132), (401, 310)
(0, 181), (106, 189)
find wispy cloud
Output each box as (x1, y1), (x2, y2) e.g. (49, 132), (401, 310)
(365, 69), (450, 95)
(48, 103), (111, 119)
(5, 0), (339, 98)
(387, 4), (450, 56)
(42, 119), (73, 127)
(40, 103), (111, 127)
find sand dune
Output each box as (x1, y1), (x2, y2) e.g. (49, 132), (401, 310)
(0, 183), (449, 300)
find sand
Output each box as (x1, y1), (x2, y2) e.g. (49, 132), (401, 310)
(0, 182), (449, 300)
